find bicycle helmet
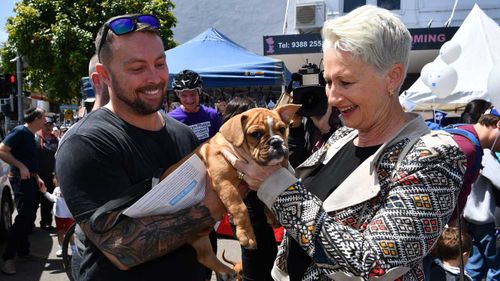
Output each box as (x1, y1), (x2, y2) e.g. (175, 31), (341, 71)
(172, 70), (203, 91)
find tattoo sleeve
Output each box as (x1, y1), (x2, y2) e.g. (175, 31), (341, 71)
(79, 205), (214, 270)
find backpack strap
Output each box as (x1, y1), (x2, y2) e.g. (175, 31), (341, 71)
(443, 127), (482, 172)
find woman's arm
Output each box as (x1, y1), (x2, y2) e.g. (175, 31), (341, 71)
(266, 144), (465, 277)
(224, 139), (466, 278)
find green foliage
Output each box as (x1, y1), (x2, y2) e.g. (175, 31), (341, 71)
(1, 0), (177, 103)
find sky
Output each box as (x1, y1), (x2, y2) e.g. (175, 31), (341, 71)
(0, 0), (17, 43)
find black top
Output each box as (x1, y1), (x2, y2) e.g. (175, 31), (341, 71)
(35, 132), (58, 178)
(56, 108), (203, 281)
(287, 140), (381, 280)
(3, 125), (38, 173)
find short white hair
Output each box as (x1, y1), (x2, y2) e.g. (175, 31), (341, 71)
(322, 5), (411, 85)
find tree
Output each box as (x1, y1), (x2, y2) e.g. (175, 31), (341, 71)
(0, 0), (177, 103)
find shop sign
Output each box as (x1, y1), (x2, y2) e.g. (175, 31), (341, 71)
(263, 33), (323, 55)
(410, 27), (459, 50)
(263, 27), (458, 55)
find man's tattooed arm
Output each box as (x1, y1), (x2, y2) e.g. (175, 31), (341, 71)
(79, 205), (214, 270)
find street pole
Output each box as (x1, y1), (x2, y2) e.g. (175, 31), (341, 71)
(16, 51), (23, 123)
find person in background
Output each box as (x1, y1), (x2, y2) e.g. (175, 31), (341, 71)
(463, 111), (500, 281)
(56, 14), (225, 281)
(222, 5), (466, 280)
(52, 126), (61, 140)
(168, 69), (222, 280)
(288, 106), (342, 168)
(35, 116), (59, 230)
(216, 98), (227, 118)
(422, 105), (500, 280)
(38, 175), (75, 257)
(0, 107), (47, 275)
(88, 54), (110, 111)
(169, 70), (222, 143)
(222, 96), (278, 281)
(430, 227), (473, 281)
(221, 96), (255, 123)
(459, 99), (492, 124)
(446, 106), (500, 227)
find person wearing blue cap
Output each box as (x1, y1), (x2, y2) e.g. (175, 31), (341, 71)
(462, 109), (500, 281)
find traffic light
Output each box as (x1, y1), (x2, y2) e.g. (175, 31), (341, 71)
(8, 74), (16, 95)
(1, 74), (16, 96)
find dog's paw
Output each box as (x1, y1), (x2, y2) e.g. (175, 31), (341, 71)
(240, 234), (257, 250)
(236, 227), (257, 249)
(217, 271), (237, 281)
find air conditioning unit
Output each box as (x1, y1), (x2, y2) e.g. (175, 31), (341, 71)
(295, 2), (325, 30)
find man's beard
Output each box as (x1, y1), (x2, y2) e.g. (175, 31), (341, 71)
(112, 79), (166, 115)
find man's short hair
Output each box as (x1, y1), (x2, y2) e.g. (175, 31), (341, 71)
(95, 18), (160, 65)
(434, 227), (472, 261)
(478, 113), (500, 127)
(24, 107), (44, 123)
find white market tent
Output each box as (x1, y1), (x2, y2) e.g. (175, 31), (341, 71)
(400, 4), (500, 112)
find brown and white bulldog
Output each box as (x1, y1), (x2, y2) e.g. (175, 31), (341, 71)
(161, 104), (300, 280)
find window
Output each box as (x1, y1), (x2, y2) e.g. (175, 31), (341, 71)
(343, 0), (366, 13)
(377, 0), (401, 10)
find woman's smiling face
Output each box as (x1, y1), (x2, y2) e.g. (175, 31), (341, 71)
(323, 48), (395, 132)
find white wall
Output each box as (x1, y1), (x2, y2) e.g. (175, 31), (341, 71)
(172, 0), (500, 56)
(171, 0), (287, 55)
(284, 0), (500, 33)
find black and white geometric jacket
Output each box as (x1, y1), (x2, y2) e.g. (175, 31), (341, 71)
(257, 113), (466, 281)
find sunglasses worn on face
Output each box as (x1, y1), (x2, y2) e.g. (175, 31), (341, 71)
(97, 14), (160, 62)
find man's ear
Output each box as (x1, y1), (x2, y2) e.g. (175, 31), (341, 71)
(95, 64), (111, 88)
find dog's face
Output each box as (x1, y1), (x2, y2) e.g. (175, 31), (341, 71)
(220, 104), (301, 166)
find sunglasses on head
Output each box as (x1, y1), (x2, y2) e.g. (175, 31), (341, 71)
(97, 14), (160, 62)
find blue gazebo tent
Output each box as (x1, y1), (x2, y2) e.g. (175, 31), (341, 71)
(166, 28), (286, 88)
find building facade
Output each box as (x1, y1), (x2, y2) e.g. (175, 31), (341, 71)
(171, 0), (500, 89)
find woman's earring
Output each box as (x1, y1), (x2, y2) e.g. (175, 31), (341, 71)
(388, 89), (395, 97)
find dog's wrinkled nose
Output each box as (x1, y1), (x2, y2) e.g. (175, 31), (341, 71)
(269, 137), (283, 150)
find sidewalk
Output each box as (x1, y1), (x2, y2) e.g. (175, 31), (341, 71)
(0, 208), (241, 281)
(0, 226), (67, 281)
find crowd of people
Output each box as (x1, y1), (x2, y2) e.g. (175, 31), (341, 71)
(0, 4), (498, 281)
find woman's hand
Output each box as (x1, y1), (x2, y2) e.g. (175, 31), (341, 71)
(221, 149), (282, 191)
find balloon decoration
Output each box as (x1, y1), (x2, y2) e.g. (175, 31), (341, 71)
(420, 62), (437, 87)
(426, 64), (458, 98)
(439, 41), (462, 64)
(487, 62), (500, 108)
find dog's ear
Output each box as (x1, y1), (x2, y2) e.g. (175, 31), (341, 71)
(220, 113), (247, 146)
(275, 104), (301, 124)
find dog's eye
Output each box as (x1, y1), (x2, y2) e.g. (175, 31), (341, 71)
(278, 127), (286, 135)
(250, 132), (262, 139)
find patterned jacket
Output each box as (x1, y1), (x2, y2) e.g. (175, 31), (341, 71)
(256, 113), (466, 281)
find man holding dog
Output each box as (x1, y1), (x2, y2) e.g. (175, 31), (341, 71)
(56, 14), (225, 281)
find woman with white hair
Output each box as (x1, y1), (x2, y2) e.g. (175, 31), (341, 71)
(223, 5), (466, 280)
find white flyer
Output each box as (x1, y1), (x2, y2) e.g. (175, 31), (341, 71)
(123, 154), (207, 218)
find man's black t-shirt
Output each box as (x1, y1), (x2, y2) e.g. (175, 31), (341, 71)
(287, 141), (381, 280)
(56, 108), (203, 281)
(3, 125), (38, 172)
